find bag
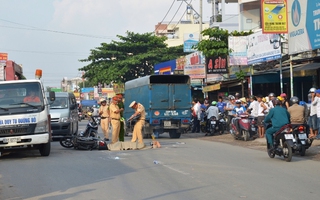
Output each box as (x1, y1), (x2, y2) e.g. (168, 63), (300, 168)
(73, 136), (98, 150)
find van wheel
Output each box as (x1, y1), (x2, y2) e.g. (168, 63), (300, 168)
(39, 142), (51, 156)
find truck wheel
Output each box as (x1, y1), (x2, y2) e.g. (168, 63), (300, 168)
(169, 130), (181, 138)
(39, 142), (51, 156)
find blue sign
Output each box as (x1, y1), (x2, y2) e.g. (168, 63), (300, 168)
(306, 0), (320, 50)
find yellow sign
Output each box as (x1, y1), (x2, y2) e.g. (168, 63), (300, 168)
(261, 0), (288, 34)
(203, 84), (220, 92)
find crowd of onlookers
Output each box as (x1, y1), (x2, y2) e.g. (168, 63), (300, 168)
(191, 88), (320, 140)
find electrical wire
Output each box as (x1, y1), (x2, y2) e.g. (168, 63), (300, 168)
(154, 0), (176, 33)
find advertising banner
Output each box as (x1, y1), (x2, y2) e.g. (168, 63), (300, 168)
(154, 60), (176, 75)
(176, 56), (187, 70)
(0, 53), (8, 63)
(183, 33), (199, 52)
(228, 36), (248, 66)
(261, 0), (288, 34)
(185, 51), (205, 65)
(206, 56), (228, 74)
(184, 65), (205, 79)
(247, 30), (282, 64)
(288, 0), (320, 54)
(206, 74), (226, 82)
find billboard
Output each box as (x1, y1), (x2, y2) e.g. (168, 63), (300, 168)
(184, 65), (205, 79)
(206, 56), (228, 74)
(261, 0), (288, 34)
(288, 0), (320, 54)
(183, 33), (199, 52)
(247, 30), (282, 64)
(154, 60), (176, 75)
(0, 53), (8, 63)
(228, 36), (248, 66)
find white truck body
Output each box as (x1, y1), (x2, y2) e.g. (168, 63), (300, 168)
(0, 79), (52, 157)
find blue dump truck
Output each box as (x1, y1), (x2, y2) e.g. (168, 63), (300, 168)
(124, 75), (192, 138)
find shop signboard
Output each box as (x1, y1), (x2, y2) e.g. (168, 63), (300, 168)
(247, 30), (282, 64)
(261, 0), (288, 34)
(288, 0), (320, 54)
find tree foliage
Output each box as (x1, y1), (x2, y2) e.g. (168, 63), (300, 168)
(79, 31), (186, 86)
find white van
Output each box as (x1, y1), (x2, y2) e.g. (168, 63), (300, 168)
(47, 92), (78, 140)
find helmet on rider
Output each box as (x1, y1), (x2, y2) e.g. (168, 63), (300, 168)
(272, 97), (281, 106)
(211, 101), (217, 106)
(92, 105), (96, 108)
(235, 100), (241, 104)
(299, 101), (306, 106)
(290, 96), (299, 104)
(309, 87), (317, 93)
(235, 93), (240, 97)
(268, 93), (275, 97)
(228, 95), (235, 100)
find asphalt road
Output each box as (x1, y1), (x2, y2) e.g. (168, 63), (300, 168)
(1, 121), (320, 200)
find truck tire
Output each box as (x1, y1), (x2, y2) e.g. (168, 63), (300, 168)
(39, 142), (51, 156)
(169, 130), (181, 138)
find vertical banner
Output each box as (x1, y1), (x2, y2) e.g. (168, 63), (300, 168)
(183, 33), (199, 53)
(261, 0), (288, 34)
(228, 36), (248, 66)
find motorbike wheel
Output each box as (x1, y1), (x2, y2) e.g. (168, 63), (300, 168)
(267, 144), (275, 158)
(242, 130), (250, 141)
(200, 124), (207, 133)
(89, 131), (97, 137)
(60, 138), (74, 148)
(283, 141), (293, 162)
(299, 146), (306, 156)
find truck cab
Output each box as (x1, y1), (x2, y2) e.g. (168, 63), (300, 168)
(0, 79), (53, 156)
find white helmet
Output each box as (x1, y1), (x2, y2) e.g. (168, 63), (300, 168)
(309, 88), (317, 93)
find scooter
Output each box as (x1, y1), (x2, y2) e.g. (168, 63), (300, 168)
(266, 124), (297, 162)
(218, 112), (227, 134)
(60, 112), (99, 149)
(205, 116), (224, 136)
(292, 124), (313, 156)
(230, 114), (256, 141)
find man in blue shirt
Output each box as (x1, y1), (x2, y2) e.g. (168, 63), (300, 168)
(217, 96), (226, 113)
(264, 98), (290, 147)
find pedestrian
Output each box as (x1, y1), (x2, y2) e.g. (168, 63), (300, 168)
(308, 88), (318, 138)
(247, 95), (259, 117)
(217, 96), (226, 113)
(109, 96), (122, 144)
(280, 93), (290, 109)
(98, 98), (110, 141)
(312, 89), (320, 139)
(116, 94), (125, 142)
(224, 95), (236, 129)
(191, 98), (201, 133)
(256, 94), (268, 138)
(128, 101), (146, 146)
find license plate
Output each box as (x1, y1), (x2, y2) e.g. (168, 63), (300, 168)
(284, 134), (294, 140)
(242, 119), (249, 123)
(251, 127), (256, 131)
(164, 121), (171, 127)
(3, 137), (21, 144)
(211, 121), (216, 124)
(298, 133), (307, 140)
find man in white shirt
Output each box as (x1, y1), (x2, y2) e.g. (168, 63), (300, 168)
(248, 95), (259, 118)
(191, 98), (201, 133)
(308, 88), (317, 138)
(311, 89), (320, 139)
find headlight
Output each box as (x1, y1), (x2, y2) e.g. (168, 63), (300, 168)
(61, 117), (71, 123)
(35, 120), (48, 133)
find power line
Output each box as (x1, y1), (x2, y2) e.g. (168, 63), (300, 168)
(158, 0), (185, 34)
(154, 0), (176, 33)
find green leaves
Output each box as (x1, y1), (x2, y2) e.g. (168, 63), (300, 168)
(79, 32), (186, 85)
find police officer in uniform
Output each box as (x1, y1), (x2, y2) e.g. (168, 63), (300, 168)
(99, 98), (110, 141)
(109, 96), (122, 144)
(128, 101), (146, 145)
(116, 94), (125, 142)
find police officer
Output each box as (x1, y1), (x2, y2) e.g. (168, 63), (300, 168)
(116, 94), (125, 142)
(109, 96), (122, 144)
(128, 101), (146, 145)
(99, 98), (110, 141)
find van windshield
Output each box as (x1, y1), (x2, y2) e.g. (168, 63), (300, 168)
(49, 97), (68, 109)
(0, 82), (44, 111)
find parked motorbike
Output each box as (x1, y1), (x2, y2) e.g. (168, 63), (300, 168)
(230, 114), (257, 141)
(60, 112), (99, 149)
(205, 116), (224, 136)
(218, 112), (227, 134)
(266, 124), (297, 162)
(292, 124), (313, 156)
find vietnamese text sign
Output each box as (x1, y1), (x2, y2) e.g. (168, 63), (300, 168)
(184, 65), (205, 79)
(261, 0), (288, 34)
(183, 33), (199, 52)
(228, 36), (248, 66)
(206, 56), (228, 74)
(288, 0), (320, 54)
(0, 53), (8, 63)
(203, 83), (221, 92)
(247, 30), (282, 64)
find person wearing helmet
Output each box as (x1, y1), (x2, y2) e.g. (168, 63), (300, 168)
(267, 93), (275, 109)
(308, 88), (318, 138)
(205, 100), (219, 136)
(99, 98), (110, 141)
(311, 89), (320, 139)
(235, 93), (240, 100)
(264, 97), (290, 148)
(288, 96), (306, 125)
(280, 93), (289, 109)
(225, 95), (236, 129)
(231, 100), (246, 135)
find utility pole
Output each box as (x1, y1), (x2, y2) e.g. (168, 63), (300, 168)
(199, 0), (203, 40)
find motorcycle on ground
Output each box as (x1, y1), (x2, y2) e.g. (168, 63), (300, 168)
(292, 124), (313, 156)
(60, 112), (100, 149)
(230, 114), (257, 141)
(266, 124), (297, 162)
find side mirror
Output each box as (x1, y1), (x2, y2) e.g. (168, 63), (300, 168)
(49, 91), (55, 101)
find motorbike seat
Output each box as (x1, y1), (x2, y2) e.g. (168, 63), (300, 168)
(274, 124), (292, 137)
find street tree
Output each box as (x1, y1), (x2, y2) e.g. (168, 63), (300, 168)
(79, 31), (186, 85)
